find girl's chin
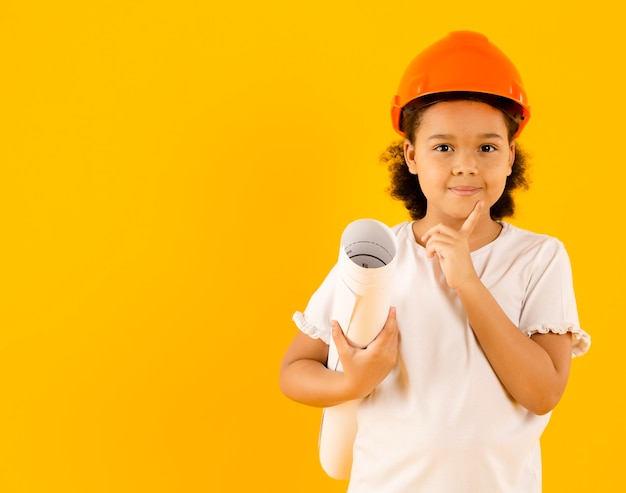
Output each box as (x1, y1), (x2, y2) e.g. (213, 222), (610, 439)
(429, 205), (483, 222)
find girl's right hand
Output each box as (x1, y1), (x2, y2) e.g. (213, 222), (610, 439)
(331, 307), (399, 400)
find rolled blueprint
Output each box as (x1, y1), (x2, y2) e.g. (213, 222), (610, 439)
(319, 218), (398, 480)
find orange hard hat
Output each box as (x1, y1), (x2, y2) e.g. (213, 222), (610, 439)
(391, 31), (530, 139)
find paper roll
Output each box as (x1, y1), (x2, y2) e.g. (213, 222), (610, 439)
(319, 219), (398, 480)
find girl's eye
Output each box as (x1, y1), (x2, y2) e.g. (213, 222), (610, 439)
(480, 144), (496, 153)
(434, 144), (452, 152)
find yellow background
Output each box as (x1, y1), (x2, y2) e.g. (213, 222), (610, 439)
(0, 1), (618, 491)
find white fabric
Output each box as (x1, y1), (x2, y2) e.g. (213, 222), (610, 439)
(293, 221), (590, 493)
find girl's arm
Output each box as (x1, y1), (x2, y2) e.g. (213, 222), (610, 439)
(455, 280), (572, 415)
(422, 202), (573, 415)
(279, 308), (400, 408)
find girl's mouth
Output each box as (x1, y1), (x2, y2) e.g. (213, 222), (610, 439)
(449, 187), (481, 196)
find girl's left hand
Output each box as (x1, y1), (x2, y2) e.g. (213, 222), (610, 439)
(421, 201), (483, 291)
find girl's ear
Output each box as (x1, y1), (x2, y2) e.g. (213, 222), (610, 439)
(404, 139), (418, 175)
(507, 141), (515, 176)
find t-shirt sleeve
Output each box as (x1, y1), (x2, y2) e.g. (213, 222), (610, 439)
(519, 238), (590, 357)
(292, 264), (339, 345)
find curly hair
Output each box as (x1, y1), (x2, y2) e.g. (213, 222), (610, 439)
(381, 98), (530, 221)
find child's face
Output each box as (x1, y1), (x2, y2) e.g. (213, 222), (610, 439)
(403, 100), (515, 223)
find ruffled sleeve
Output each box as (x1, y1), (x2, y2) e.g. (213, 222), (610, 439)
(291, 264), (339, 346)
(292, 311), (331, 344)
(518, 237), (591, 358)
(522, 323), (591, 357)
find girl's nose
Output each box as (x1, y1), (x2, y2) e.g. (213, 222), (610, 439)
(452, 153), (478, 175)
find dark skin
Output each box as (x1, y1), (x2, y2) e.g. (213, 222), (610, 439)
(280, 100), (572, 416)
(280, 308), (399, 408)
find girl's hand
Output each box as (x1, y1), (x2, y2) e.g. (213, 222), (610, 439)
(331, 307), (399, 400)
(421, 201), (483, 291)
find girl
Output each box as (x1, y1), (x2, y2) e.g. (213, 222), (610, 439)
(280, 31), (590, 492)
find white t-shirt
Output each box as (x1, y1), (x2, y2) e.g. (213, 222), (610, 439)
(293, 221), (590, 493)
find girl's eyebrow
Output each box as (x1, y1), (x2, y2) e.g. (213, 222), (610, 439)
(480, 133), (505, 140)
(427, 132), (505, 140)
